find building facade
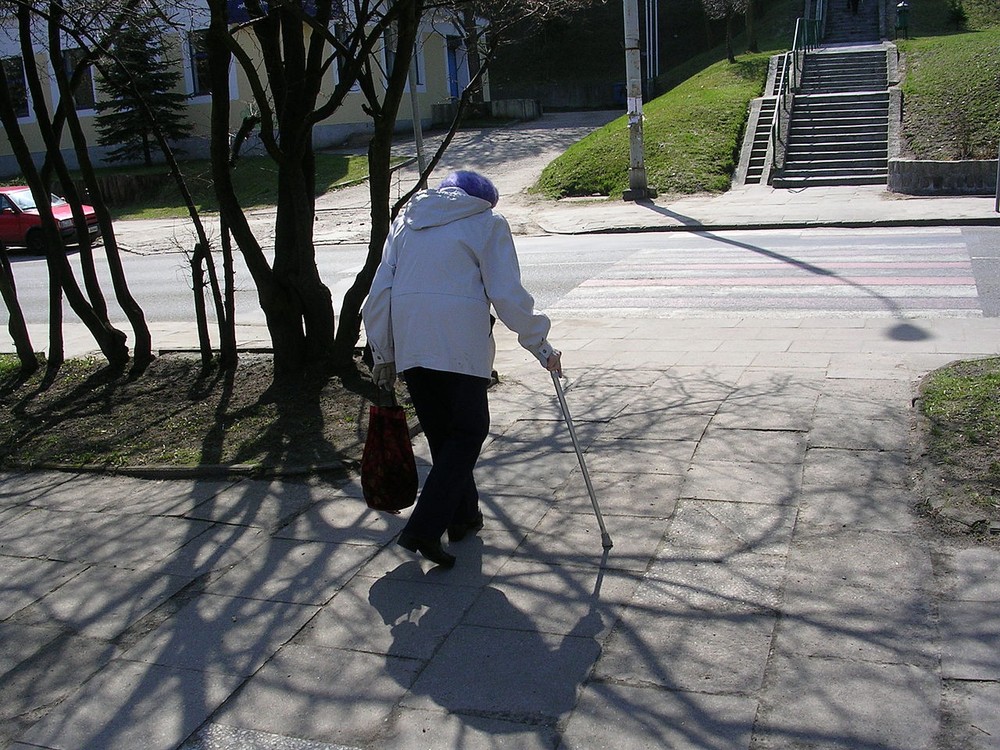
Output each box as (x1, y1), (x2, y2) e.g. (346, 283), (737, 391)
(0, 2), (477, 177)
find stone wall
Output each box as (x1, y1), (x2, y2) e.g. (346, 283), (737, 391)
(888, 159), (999, 196)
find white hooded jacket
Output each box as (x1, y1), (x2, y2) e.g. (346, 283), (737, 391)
(362, 187), (554, 379)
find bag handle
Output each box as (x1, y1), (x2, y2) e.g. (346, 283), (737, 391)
(375, 386), (398, 408)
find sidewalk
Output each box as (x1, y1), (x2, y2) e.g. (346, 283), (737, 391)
(2, 172), (1000, 749)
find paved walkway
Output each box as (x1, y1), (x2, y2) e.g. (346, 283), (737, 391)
(2, 123), (1000, 748)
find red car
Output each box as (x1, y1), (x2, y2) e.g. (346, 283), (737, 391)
(0, 186), (101, 254)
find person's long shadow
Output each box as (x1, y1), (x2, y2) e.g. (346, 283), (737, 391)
(369, 541), (606, 737)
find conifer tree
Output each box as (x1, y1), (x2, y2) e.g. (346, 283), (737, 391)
(95, 13), (191, 166)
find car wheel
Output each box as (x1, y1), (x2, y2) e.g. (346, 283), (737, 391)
(25, 229), (46, 255)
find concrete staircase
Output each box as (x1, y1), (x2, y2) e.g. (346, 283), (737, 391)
(771, 47), (890, 188)
(824, 0), (881, 43)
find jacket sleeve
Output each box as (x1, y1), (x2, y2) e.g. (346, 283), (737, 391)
(361, 229), (398, 366)
(478, 214), (554, 365)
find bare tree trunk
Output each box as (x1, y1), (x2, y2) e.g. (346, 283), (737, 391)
(3, 5), (127, 369)
(331, 0), (423, 369)
(745, 0), (759, 53)
(49, 2), (154, 368)
(0, 248), (39, 377)
(42, 6), (109, 323)
(191, 243), (213, 366)
(46, 259), (64, 377)
(219, 221), (238, 369)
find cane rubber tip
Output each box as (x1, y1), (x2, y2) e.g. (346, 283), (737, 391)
(601, 534), (614, 549)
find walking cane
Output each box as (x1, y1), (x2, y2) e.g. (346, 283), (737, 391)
(551, 372), (613, 550)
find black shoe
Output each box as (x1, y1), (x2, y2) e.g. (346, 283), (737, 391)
(447, 513), (485, 543)
(397, 531), (456, 568)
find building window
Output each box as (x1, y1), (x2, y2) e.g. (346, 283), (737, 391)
(1, 56), (28, 117)
(188, 29), (212, 96)
(62, 47), (97, 110)
(332, 23), (359, 91)
(382, 23), (422, 87)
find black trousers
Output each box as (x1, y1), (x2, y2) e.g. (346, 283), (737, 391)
(402, 367), (491, 540)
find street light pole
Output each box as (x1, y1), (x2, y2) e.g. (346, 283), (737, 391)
(623, 0), (655, 201)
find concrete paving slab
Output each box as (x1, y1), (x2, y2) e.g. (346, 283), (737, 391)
(203, 538), (378, 605)
(473, 448), (579, 489)
(561, 682), (757, 750)
(808, 413), (914, 451)
(1, 630), (116, 747)
(694, 427), (808, 465)
(52, 511), (215, 570)
(0, 506), (91, 558)
(785, 528), (934, 593)
(294, 565), (479, 659)
(16, 564), (193, 640)
(17, 658), (243, 750)
(72, 475), (239, 517)
(555, 466), (683, 517)
(378, 707), (558, 750)
(159, 524), (270, 578)
(643, 551), (787, 614)
(595, 604), (776, 694)
(665, 498), (798, 557)
(939, 681), (1000, 750)
(359, 535), (515, 584)
(399, 623), (601, 722)
(482, 416), (607, 455)
(272, 496), (404, 546)
(710, 405), (815, 432)
(939, 598), (1000, 680)
(17, 472), (149, 513)
(579, 437), (698, 476)
(601, 410), (712, 442)
(937, 547), (1000, 602)
(681, 460), (802, 505)
(183, 479), (322, 534)
(796, 484), (919, 532)
(183, 723), (361, 750)
(0, 471), (76, 507)
(467, 487), (555, 531)
(122, 592), (319, 677)
(464, 558), (640, 638)
(802, 446), (910, 489)
(0, 555), (86, 620)
(751, 654), (940, 750)
(776, 579), (938, 667)
(522, 508), (667, 572)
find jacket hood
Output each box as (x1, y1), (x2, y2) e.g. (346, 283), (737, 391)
(403, 187), (492, 230)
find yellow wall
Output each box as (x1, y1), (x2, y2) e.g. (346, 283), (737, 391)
(0, 22), (470, 175)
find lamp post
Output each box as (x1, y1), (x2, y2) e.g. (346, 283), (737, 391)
(623, 0), (655, 201)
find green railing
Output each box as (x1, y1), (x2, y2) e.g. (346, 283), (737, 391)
(770, 7), (825, 174)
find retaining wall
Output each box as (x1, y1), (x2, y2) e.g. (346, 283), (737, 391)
(888, 158), (998, 196)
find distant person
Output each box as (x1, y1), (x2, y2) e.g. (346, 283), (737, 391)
(362, 170), (562, 568)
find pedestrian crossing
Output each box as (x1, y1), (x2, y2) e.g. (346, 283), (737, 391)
(548, 228), (982, 318)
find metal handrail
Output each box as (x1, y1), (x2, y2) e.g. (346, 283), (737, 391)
(769, 14), (824, 174)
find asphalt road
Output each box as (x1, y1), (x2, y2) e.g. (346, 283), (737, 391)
(6, 226), (1000, 326)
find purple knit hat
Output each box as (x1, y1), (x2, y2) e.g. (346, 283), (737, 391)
(439, 170), (499, 207)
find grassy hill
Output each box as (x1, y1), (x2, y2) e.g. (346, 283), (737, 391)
(899, 0), (1000, 159)
(536, 0), (1000, 198)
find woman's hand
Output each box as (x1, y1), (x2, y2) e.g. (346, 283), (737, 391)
(545, 351), (563, 376)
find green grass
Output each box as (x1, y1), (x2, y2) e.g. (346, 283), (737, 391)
(899, 26), (1000, 159)
(920, 357), (1000, 509)
(535, 54), (772, 198)
(111, 152), (372, 220)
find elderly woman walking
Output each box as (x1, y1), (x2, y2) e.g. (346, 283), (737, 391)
(362, 170), (562, 568)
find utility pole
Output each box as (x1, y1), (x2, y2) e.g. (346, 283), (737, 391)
(623, 0), (655, 201)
